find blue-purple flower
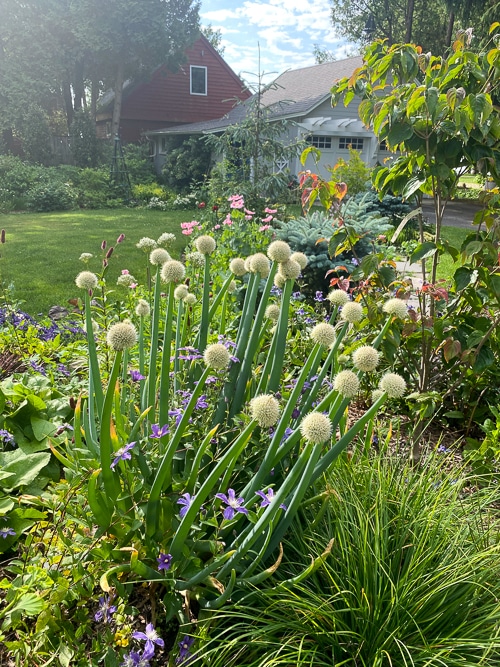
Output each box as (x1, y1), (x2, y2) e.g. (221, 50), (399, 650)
(314, 291), (325, 302)
(150, 423), (169, 439)
(121, 651), (150, 667)
(177, 493), (194, 519)
(215, 488), (248, 520)
(111, 442), (136, 470)
(94, 595), (117, 623)
(130, 369), (146, 382)
(176, 635), (195, 665)
(132, 623), (164, 660)
(157, 552), (172, 571)
(0, 429), (15, 448)
(0, 527), (15, 539)
(256, 488), (287, 511)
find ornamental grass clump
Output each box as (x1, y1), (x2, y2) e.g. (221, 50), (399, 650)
(70, 207), (411, 664)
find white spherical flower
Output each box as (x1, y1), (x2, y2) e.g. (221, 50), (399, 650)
(137, 237), (157, 252)
(250, 394), (281, 428)
(79, 252), (93, 263)
(117, 273), (136, 287)
(230, 258), (247, 276)
(135, 299), (150, 317)
(150, 248), (171, 266)
(161, 260), (186, 284)
(278, 258), (301, 281)
(244, 255), (254, 272)
(250, 253), (271, 277)
(290, 251), (308, 269)
(379, 373), (406, 398)
(107, 321), (137, 351)
(186, 251), (205, 267)
(267, 240), (291, 263)
(157, 232), (176, 247)
(183, 293), (197, 306)
(300, 412), (332, 445)
(327, 289), (349, 307)
(265, 304), (280, 322)
(75, 271), (98, 291)
(383, 298), (408, 320)
(194, 235), (216, 255)
(340, 301), (363, 324)
(333, 370), (360, 398)
(203, 343), (231, 370)
(352, 346), (380, 372)
(274, 272), (286, 289)
(310, 322), (336, 348)
(372, 389), (384, 403)
(174, 284), (189, 300)
(337, 353), (350, 365)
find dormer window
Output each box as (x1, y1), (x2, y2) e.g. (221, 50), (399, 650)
(190, 66), (207, 95)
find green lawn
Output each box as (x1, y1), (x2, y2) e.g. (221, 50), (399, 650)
(434, 226), (470, 282)
(0, 208), (191, 315)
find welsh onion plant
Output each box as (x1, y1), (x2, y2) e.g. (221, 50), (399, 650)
(192, 453), (500, 667)
(64, 225), (409, 660)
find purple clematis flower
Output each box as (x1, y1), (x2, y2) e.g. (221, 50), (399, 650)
(94, 595), (117, 623)
(177, 492), (194, 519)
(256, 488), (287, 511)
(157, 552), (172, 571)
(215, 488), (248, 520)
(132, 623), (164, 660)
(150, 423), (169, 439)
(0, 527), (16, 538)
(176, 636), (195, 665)
(111, 442), (136, 470)
(121, 651), (150, 667)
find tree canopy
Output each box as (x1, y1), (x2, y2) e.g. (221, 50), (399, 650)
(328, 0), (494, 54)
(0, 0), (200, 158)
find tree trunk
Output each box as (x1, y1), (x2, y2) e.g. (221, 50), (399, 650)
(445, 10), (455, 47)
(405, 0), (415, 42)
(62, 77), (74, 132)
(111, 60), (125, 139)
(90, 78), (99, 127)
(73, 59), (85, 111)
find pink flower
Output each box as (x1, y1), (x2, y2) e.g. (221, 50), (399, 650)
(214, 224), (221, 230)
(229, 194), (244, 209)
(121, 269), (129, 275)
(223, 214), (233, 226)
(261, 215), (273, 223)
(264, 207), (277, 214)
(245, 215), (253, 220)
(259, 225), (271, 232)
(198, 202), (206, 209)
(182, 229), (193, 235)
(244, 208), (255, 216)
(129, 283), (138, 289)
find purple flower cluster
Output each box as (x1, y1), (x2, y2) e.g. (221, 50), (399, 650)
(94, 595), (116, 623)
(0, 429), (16, 449)
(131, 623), (164, 661)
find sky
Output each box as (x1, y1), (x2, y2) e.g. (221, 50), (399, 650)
(199, 0), (358, 87)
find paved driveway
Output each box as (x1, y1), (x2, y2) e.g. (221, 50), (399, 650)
(421, 199), (484, 228)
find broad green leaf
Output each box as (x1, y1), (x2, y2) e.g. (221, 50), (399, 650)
(387, 121), (413, 146)
(488, 274), (500, 298)
(473, 346), (495, 373)
(454, 266), (473, 291)
(410, 242), (437, 263)
(401, 176), (426, 200)
(31, 417), (57, 441)
(0, 450), (51, 490)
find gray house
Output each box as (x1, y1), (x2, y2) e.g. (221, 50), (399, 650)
(146, 55), (390, 179)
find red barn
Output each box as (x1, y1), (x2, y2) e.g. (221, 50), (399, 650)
(96, 35), (250, 143)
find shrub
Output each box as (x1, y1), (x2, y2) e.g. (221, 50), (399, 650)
(69, 110), (101, 168)
(122, 141), (157, 184)
(0, 155), (45, 210)
(26, 181), (78, 212)
(131, 182), (170, 203)
(162, 134), (212, 193)
(331, 146), (372, 196)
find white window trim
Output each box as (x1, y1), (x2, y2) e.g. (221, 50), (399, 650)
(190, 65), (207, 96)
(338, 137), (365, 151)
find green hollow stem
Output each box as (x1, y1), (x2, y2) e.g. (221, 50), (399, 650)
(174, 299), (184, 394)
(146, 365), (213, 537)
(311, 393), (388, 482)
(193, 274), (233, 349)
(217, 444), (313, 579)
(138, 317), (146, 412)
(84, 290), (103, 416)
(266, 278), (294, 394)
(99, 350), (123, 504)
(168, 419), (257, 559)
(146, 264), (162, 418)
(158, 282), (175, 429)
(198, 255), (211, 353)
(372, 315), (394, 350)
(229, 262), (278, 419)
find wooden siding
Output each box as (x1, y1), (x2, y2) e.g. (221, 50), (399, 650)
(98, 36), (250, 142)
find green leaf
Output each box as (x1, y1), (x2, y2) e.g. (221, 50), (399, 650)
(31, 417), (57, 442)
(454, 267), (473, 291)
(58, 643), (74, 667)
(387, 121), (413, 146)
(410, 242), (437, 263)
(473, 346), (495, 373)
(401, 176), (426, 200)
(0, 450), (51, 490)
